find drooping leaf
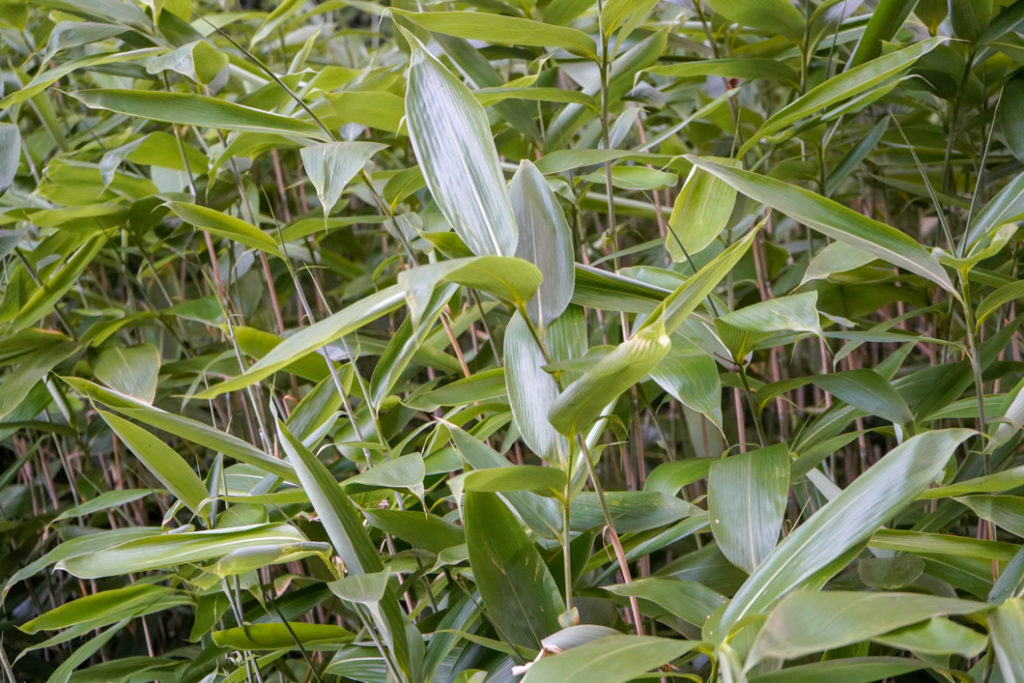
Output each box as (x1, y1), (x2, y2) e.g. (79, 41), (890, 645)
(989, 598), (1024, 681)
(300, 141), (386, 214)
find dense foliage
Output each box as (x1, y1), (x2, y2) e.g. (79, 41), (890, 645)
(3, 0), (1024, 680)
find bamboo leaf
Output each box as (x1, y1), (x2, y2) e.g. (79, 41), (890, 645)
(0, 123), (19, 194)
(194, 285), (405, 399)
(749, 591), (987, 664)
(300, 141), (386, 214)
(166, 202), (283, 257)
(393, 10), (596, 59)
(667, 157), (740, 260)
(989, 599), (1024, 681)
(72, 89), (328, 140)
(404, 32), (518, 257)
(708, 429), (973, 642)
(741, 38), (946, 154)
(689, 158), (958, 297)
(463, 491), (563, 650)
(510, 160), (575, 327)
(522, 635), (699, 683)
(92, 343), (159, 404)
(549, 317), (670, 435)
(504, 312), (569, 463)
(98, 411), (208, 519)
(708, 445), (790, 574)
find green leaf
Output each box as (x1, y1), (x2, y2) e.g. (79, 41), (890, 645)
(300, 141), (386, 214)
(747, 657), (926, 683)
(10, 234), (107, 333)
(704, 0), (805, 42)
(646, 58), (799, 86)
(957, 495), (1024, 536)
(549, 317), (670, 435)
(812, 369), (914, 426)
(166, 202), (283, 257)
(848, 0), (920, 67)
(0, 340), (78, 419)
(644, 225), (760, 334)
(604, 577), (726, 627)
(212, 623), (354, 650)
(72, 89), (328, 140)
(918, 465), (1024, 499)
(276, 421), (380, 575)
(397, 256), (541, 326)
(708, 444), (790, 574)
(1000, 73), (1024, 162)
(689, 158), (958, 297)
(649, 343), (723, 429)
(570, 491), (694, 533)
(645, 459), (713, 496)
(21, 584), (184, 634)
(363, 509), (463, 554)
(741, 38), (946, 155)
(329, 570), (391, 604)
(522, 634), (699, 683)
(965, 170), (1024, 247)
(510, 160), (575, 327)
(857, 555), (925, 589)
(708, 429), (973, 642)
(276, 421), (415, 677)
(64, 378), (295, 481)
(98, 411), (208, 519)
(194, 285), (405, 399)
(949, 0), (992, 40)
(749, 591), (987, 664)
(504, 312), (569, 463)
(394, 10), (596, 60)
(53, 489), (155, 522)
(404, 32), (518, 257)
(56, 524), (308, 578)
(93, 343), (159, 404)
(0, 123), (19, 194)
(344, 453), (425, 495)
(989, 598), (1024, 681)
(667, 157), (740, 260)
(977, 279), (1024, 327)
(463, 466), (567, 496)
(873, 617), (988, 657)
(4, 527), (159, 599)
(869, 528), (1020, 561)
(801, 241), (877, 284)
(463, 491), (563, 650)
(716, 292), (822, 360)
